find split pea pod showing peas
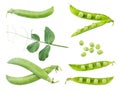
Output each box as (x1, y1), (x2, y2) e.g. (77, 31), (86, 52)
(7, 58), (53, 83)
(71, 20), (112, 37)
(69, 61), (114, 71)
(66, 76), (114, 85)
(69, 5), (113, 21)
(7, 6), (54, 18)
(6, 65), (60, 85)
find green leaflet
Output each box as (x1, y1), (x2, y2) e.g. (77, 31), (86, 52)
(27, 42), (40, 53)
(39, 45), (51, 61)
(31, 34), (40, 41)
(44, 27), (55, 44)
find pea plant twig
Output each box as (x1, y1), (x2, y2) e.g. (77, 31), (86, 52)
(7, 27), (68, 61)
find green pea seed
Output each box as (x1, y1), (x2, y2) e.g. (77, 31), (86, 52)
(95, 44), (101, 49)
(103, 61), (108, 66)
(96, 62), (101, 67)
(78, 12), (84, 17)
(89, 42), (94, 47)
(95, 15), (101, 20)
(102, 79), (107, 84)
(84, 47), (89, 51)
(97, 50), (103, 55)
(91, 23), (97, 28)
(94, 79), (98, 84)
(89, 48), (94, 53)
(80, 65), (86, 70)
(88, 64), (93, 69)
(79, 78), (83, 82)
(86, 78), (91, 83)
(81, 52), (86, 57)
(87, 14), (92, 19)
(83, 26), (89, 31)
(79, 40), (84, 46)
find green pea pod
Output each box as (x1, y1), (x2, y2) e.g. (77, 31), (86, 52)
(69, 61), (114, 71)
(7, 58), (53, 83)
(7, 6), (54, 18)
(70, 5), (113, 21)
(71, 20), (112, 37)
(6, 65), (60, 85)
(66, 76), (114, 85)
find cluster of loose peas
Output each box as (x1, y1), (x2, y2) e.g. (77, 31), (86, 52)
(79, 40), (103, 57)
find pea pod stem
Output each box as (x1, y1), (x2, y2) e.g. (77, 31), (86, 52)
(7, 31), (68, 48)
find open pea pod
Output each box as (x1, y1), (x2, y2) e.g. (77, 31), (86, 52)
(39, 45), (51, 61)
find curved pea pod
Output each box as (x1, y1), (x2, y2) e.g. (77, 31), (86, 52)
(69, 61), (114, 71)
(69, 5), (113, 21)
(6, 65), (61, 85)
(7, 6), (54, 18)
(65, 76), (114, 85)
(71, 20), (113, 37)
(7, 58), (53, 83)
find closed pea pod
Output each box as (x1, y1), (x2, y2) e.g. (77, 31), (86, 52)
(65, 76), (114, 85)
(7, 58), (54, 83)
(69, 5), (113, 21)
(7, 6), (54, 18)
(6, 65), (60, 85)
(69, 61), (114, 71)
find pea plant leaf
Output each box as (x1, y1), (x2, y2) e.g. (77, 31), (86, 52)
(31, 34), (40, 41)
(44, 27), (55, 44)
(39, 45), (51, 61)
(27, 42), (40, 53)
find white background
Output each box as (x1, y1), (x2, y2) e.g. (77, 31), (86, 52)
(0, 0), (120, 92)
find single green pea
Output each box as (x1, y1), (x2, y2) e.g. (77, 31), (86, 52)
(102, 61), (108, 66)
(78, 12), (84, 17)
(95, 15), (101, 20)
(102, 79), (107, 84)
(80, 65), (86, 70)
(87, 14), (92, 19)
(86, 78), (91, 84)
(84, 47), (89, 51)
(79, 40), (84, 46)
(89, 42), (94, 47)
(94, 79), (98, 84)
(81, 52), (87, 57)
(95, 44), (101, 49)
(89, 48), (94, 53)
(91, 23), (97, 28)
(88, 64), (93, 69)
(79, 78), (83, 82)
(96, 62), (101, 67)
(97, 50), (103, 55)
(83, 26), (89, 31)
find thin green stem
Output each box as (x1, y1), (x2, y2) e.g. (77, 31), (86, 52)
(7, 31), (68, 48)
